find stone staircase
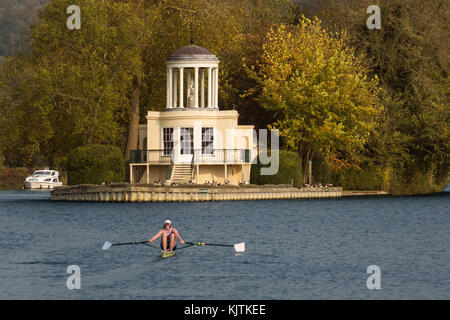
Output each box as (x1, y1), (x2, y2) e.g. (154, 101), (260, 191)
(168, 164), (192, 184)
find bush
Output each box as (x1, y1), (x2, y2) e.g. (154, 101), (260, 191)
(251, 150), (302, 187)
(0, 167), (33, 190)
(388, 163), (449, 195)
(312, 151), (383, 190)
(335, 166), (383, 191)
(66, 144), (125, 185)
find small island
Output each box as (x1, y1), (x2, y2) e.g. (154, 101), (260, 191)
(51, 183), (343, 202)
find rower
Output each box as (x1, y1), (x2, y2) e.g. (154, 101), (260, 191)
(148, 219), (185, 252)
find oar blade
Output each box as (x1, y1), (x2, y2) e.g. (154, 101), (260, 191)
(234, 242), (245, 253)
(102, 241), (112, 250)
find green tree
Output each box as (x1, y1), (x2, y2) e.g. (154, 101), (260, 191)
(247, 17), (381, 183)
(0, 0), (154, 168)
(0, 0), (297, 174)
(310, 0), (449, 194)
(66, 144), (125, 185)
(136, 0), (296, 116)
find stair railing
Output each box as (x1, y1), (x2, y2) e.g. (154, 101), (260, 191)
(190, 150), (196, 183)
(166, 149), (175, 182)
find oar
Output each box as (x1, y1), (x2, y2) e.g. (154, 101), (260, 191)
(186, 241), (245, 253)
(102, 240), (150, 250)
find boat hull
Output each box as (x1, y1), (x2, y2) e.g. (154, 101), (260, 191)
(24, 181), (62, 190)
(161, 250), (176, 258)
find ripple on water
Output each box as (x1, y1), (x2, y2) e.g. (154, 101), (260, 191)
(0, 187), (449, 299)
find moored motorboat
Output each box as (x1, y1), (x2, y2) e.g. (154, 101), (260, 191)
(24, 169), (63, 190)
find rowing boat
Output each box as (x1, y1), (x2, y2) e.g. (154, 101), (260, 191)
(161, 250), (176, 258)
(102, 240), (245, 254)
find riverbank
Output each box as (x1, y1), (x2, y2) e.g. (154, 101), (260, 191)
(342, 190), (390, 196)
(51, 183), (343, 202)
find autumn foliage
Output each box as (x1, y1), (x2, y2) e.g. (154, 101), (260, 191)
(246, 18), (381, 182)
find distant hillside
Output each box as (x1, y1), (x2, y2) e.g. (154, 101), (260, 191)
(0, 0), (314, 62)
(0, 0), (48, 59)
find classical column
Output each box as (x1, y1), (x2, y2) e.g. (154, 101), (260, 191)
(215, 67), (219, 108)
(207, 67), (212, 108)
(194, 67), (199, 108)
(173, 70), (178, 108)
(211, 68), (216, 108)
(179, 67), (184, 108)
(211, 68), (215, 109)
(187, 71), (191, 103)
(201, 69), (205, 108)
(166, 67), (172, 109)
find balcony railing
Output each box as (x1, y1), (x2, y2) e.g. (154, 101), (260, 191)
(129, 149), (172, 164)
(193, 149), (250, 164)
(130, 149), (251, 165)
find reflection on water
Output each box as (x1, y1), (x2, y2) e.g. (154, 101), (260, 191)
(0, 185), (449, 299)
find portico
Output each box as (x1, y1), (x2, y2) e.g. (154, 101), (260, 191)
(165, 45), (219, 109)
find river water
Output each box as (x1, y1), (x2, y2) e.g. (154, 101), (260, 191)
(0, 185), (449, 299)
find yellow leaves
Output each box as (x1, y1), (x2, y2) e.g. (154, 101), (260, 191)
(248, 15), (382, 170)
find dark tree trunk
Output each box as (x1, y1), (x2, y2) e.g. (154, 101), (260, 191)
(124, 76), (141, 178)
(299, 143), (313, 185)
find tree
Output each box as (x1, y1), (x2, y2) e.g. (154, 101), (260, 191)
(246, 17), (381, 183)
(309, 0), (449, 194)
(0, 0), (153, 168)
(121, 0), (296, 163)
(66, 144), (125, 185)
(136, 0), (297, 127)
(0, 0), (298, 173)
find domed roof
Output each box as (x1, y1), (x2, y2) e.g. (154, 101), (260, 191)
(172, 45), (212, 56)
(167, 45), (219, 63)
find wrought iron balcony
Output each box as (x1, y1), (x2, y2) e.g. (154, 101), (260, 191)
(129, 150), (172, 164)
(193, 149), (251, 164)
(130, 149), (251, 165)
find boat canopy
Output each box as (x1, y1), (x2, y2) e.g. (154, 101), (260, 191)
(33, 170), (58, 176)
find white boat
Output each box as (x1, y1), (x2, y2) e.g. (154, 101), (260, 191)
(24, 169), (63, 190)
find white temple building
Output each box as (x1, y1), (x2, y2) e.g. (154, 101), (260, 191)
(129, 44), (256, 185)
